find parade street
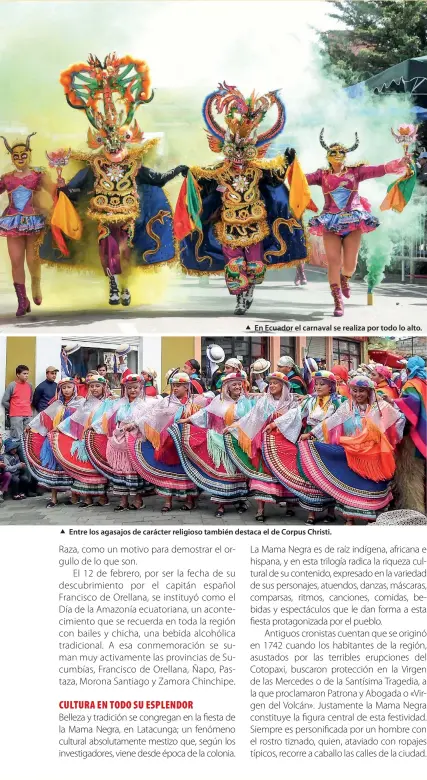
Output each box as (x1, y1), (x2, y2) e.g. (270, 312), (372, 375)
(0, 492), (351, 525)
(0, 267), (425, 334)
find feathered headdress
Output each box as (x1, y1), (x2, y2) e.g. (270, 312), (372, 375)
(203, 82), (286, 157)
(60, 52), (153, 151)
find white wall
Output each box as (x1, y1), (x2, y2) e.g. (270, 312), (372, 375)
(35, 336), (62, 387)
(0, 336), (6, 433)
(140, 337), (162, 391)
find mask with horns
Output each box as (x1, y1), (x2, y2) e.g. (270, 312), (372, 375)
(0, 132), (37, 170)
(319, 127), (359, 167)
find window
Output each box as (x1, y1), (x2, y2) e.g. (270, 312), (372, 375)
(201, 337), (269, 376)
(63, 346), (138, 386)
(333, 339), (361, 371)
(279, 337), (296, 361)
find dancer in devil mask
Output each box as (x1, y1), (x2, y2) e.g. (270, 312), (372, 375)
(40, 52), (188, 307)
(176, 82), (309, 315)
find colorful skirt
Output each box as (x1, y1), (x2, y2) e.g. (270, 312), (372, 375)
(84, 430), (150, 496)
(127, 433), (198, 498)
(22, 431), (72, 490)
(0, 212), (45, 237)
(263, 430), (333, 511)
(224, 432), (296, 504)
(169, 423), (248, 503)
(50, 430), (108, 497)
(298, 440), (393, 521)
(308, 209), (379, 238)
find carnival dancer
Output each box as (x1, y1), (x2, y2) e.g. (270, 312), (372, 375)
(41, 53), (187, 307)
(50, 376), (110, 506)
(176, 83), (310, 315)
(0, 133), (73, 316)
(169, 372), (255, 518)
(392, 356), (427, 514)
(305, 129), (409, 317)
(127, 372), (208, 513)
(276, 356), (307, 395)
(183, 360), (207, 393)
(331, 364), (350, 399)
(224, 373), (300, 521)
(22, 377), (84, 507)
(263, 371), (343, 524)
(141, 368), (159, 397)
(302, 357), (318, 395)
(297, 376), (405, 524)
(250, 359), (271, 393)
(366, 364), (399, 400)
(84, 374), (157, 511)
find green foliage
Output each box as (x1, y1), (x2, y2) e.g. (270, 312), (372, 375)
(319, 1), (427, 85)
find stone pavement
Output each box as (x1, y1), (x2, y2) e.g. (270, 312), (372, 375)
(0, 266), (425, 333)
(0, 491), (348, 525)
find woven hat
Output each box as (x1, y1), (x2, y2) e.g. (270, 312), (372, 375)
(62, 342), (80, 356)
(121, 373), (142, 385)
(251, 358), (271, 374)
(225, 357), (243, 370)
(267, 372), (289, 383)
(115, 343), (131, 356)
(349, 376), (375, 389)
(222, 371), (246, 385)
(142, 367), (157, 379)
(314, 370), (336, 382)
(58, 376), (76, 386)
(206, 344), (225, 364)
(277, 356), (295, 368)
(170, 372), (191, 385)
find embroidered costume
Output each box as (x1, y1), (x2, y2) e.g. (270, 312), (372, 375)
(84, 375), (157, 507)
(305, 129), (407, 317)
(224, 373), (300, 515)
(176, 82), (309, 315)
(128, 373), (208, 508)
(50, 377), (110, 500)
(298, 377), (405, 523)
(22, 378), (84, 492)
(263, 373), (342, 517)
(0, 133), (76, 316)
(40, 53), (187, 306)
(169, 372), (255, 505)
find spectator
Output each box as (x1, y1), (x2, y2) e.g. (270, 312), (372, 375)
(0, 433), (12, 503)
(32, 366), (59, 413)
(97, 364), (108, 378)
(1, 365), (33, 440)
(3, 438), (31, 500)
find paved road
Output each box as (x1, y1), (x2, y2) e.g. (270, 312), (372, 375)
(0, 267), (425, 333)
(0, 491), (352, 525)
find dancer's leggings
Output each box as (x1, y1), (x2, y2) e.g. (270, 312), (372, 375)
(99, 225), (131, 277)
(222, 242), (265, 296)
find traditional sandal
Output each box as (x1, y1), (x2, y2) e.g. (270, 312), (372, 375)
(305, 515), (316, 525)
(161, 505), (172, 513)
(46, 500), (57, 507)
(180, 503), (194, 511)
(285, 508), (295, 517)
(114, 505), (129, 512)
(237, 501), (248, 514)
(255, 513), (265, 522)
(215, 509), (225, 519)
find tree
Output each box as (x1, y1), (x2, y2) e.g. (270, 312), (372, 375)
(319, 1), (427, 85)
